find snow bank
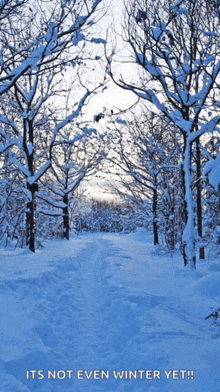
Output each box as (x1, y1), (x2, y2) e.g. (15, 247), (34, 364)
(192, 271), (220, 297)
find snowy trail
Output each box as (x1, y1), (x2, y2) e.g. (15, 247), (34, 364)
(1, 231), (220, 391)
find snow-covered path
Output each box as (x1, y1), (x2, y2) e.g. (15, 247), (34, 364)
(1, 231), (220, 391)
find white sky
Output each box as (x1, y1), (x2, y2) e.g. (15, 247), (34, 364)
(80, 0), (139, 200)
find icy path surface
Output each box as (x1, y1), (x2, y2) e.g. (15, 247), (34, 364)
(1, 231), (220, 391)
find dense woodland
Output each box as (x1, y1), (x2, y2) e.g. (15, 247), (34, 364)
(1, 0), (220, 269)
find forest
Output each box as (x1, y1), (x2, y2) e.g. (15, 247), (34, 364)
(1, 0), (220, 270)
(2, 1), (220, 391)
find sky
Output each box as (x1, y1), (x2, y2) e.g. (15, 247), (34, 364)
(78, 0), (139, 199)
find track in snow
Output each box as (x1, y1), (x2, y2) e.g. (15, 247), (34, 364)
(1, 232), (220, 392)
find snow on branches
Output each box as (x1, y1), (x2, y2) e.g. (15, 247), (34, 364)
(107, 0), (220, 267)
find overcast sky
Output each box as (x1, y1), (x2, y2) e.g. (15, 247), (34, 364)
(81, 0), (139, 200)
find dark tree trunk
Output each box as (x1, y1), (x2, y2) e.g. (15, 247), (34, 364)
(153, 177), (159, 245)
(196, 138), (205, 259)
(26, 184), (35, 252)
(25, 118), (36, 252)
(181, 135), (188, 266)
(63, 193), (69, 240)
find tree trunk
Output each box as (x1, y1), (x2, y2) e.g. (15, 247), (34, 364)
(63, 193), (69, 240)
(181, 135), (188, 266)
(182, 138), (196, 268)
(25, 118), (36, 252)
(196, 138), (205, 259)
(26, 183), (35, 252)
(153, 177), (159, 245)
(170, 186), (175, 250)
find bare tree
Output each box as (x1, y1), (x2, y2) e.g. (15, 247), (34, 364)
(38, 127), (105, 240)
(0, 0), (106, 251)
(107, 0), (220, 268)
(0, 0), (104, 95)
(106, 108), (182, 246)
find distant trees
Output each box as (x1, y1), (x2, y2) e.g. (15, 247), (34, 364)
(107, 0), (220, 267)
(0, 152), (26, 247)
(76, 198), (135, 233)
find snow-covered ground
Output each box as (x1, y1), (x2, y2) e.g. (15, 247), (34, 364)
(1, 229), (220, 391)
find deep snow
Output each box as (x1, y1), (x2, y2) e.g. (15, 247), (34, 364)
(1, 229), (220, 391)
